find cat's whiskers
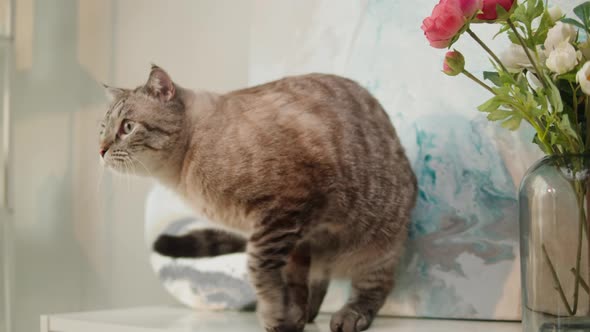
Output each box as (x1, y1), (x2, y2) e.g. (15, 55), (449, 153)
(107, 150), (136, 194)
(111, 159), (119, 188)
(127, 158), (139, 188)
(122, 158), (132, 193)
(96, 161), (105, 196)
(130, 155), (152, 177)
(114, 157), (127, 190)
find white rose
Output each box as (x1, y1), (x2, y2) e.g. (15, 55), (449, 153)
(500, 44), (546, 72)
(545, 22), (578, 56)
(546, 41), (580, 74)
(577, 61), (590, 95)
(548, 6), (564, 23)
(500, 44), (530, 72)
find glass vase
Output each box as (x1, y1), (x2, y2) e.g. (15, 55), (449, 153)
(519, 155), (590, 332)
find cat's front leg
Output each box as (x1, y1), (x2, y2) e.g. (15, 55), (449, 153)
(248, 218), (310, 332)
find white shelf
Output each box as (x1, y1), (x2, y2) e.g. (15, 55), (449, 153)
(41, 306), (522, 332)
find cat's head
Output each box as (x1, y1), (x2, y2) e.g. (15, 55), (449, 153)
(99, 65), (187, 181)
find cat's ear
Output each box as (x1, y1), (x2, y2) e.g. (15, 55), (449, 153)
(146, 64), (176, 102)
(103, 84), (125, 101)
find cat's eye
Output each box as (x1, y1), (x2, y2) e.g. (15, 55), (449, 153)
(119, 120), (135, 136)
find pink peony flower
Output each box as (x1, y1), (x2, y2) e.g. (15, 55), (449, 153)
(477, 0), (515, 21)
(459, 0), (484, 17)
(422, 0), (483, 49)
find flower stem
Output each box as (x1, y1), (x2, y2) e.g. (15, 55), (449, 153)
(570, 268), (590, 294)
(466, 28), (509, 74)
(506, 18), (549, 90)
(461, 69), (496, 95)
(570, 82), (580, 137)
(586, 96), (590, 150)
(542, 244), (575, 315)
(570, 181), (586, 315)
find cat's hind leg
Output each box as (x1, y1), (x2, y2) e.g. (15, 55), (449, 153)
(329, 261), (395, 332)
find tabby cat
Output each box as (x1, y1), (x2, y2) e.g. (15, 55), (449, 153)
(99, 65), (417, 332)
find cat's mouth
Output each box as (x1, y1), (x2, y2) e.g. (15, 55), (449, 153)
(102, 151), (137, 174)
(102, 151), (153, 178)
(104, 158), (129, 173)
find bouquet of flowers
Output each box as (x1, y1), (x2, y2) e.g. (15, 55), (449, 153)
(422, 0), (590, 321)
(422, 0), (590, 156)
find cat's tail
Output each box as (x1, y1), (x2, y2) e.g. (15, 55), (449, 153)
(153, 229), (247, 258)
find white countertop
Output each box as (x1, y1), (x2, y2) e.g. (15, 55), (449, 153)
(41, 306), (522, 332)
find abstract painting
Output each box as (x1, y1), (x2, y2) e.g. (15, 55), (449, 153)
(248, 0), (580, 320)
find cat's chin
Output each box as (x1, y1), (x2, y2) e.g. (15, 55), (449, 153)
(106, 162), (158, 179)
(102, 159), (138, 176)
(106, 166), (149, 179)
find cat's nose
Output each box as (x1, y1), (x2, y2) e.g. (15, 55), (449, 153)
(99, 145), (110, 158)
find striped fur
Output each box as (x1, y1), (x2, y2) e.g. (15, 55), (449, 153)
(100, 66), (417, 332)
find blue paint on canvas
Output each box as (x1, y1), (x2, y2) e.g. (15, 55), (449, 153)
(247, 0), (574, 319)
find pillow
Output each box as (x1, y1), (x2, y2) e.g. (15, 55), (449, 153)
(145, 184), (256, 310)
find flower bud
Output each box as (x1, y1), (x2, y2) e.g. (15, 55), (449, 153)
(443, 51), (465, 76)
(548, 6), (564, 23)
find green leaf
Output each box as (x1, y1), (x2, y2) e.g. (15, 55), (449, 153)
(550, 132), (559, 146)
(549, 131), (570, 148)
(516, 72), (530, 91)
(530, 0), (544, 20)
(533, 12), (552, 45)
(534, 94), (548, 116)
(532, 133), (551, 153)
(558, 73), (577, 83)
(512, 0), (543, 24)
(559, 114), (579, 140)
(483, 71), (502, 87)
(530, 106), (545, 117)
(534, 0), (544, 16)
(478, 97), (501, 113)
(487, 109), (513, 120)
(574, 2), (590, 25)
(511, 3), (528, 23)
(507, 31), (520, 44)
(494, 24), (511, 39)
(501, 116), (523, 130)
(561, 18), (586, 31)
(544, 72), (564, 113)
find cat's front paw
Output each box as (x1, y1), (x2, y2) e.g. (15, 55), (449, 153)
(258, 301), (306, 332)
(265, 322), (306, 332)
(329, 306), (374, 332)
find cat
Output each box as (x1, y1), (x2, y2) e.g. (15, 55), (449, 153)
(99, 65), (417, 332)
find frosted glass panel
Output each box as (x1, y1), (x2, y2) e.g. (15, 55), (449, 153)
(1, 1), (253, 331)
(9, 1), (100, 331)
(0, 211), (5, 332)
(0, 42), (5, 210)
(0, 41), (8, 332)
(0, 0), (10, 38)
